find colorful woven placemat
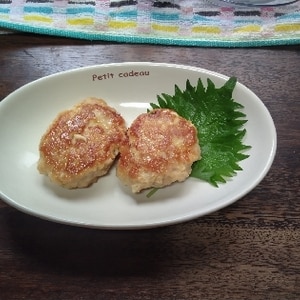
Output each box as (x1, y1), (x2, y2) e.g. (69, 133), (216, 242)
(0, 0), (300, 47)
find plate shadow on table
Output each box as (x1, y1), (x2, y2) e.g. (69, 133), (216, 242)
(4, 209), (214, 278)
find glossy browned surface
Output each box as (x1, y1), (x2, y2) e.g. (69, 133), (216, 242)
(0, 33), (299, 299)
(117, 109), (200, 193)
(38, 98), (127, 188)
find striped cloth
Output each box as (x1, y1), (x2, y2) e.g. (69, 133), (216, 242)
(0, 0), (299, 47)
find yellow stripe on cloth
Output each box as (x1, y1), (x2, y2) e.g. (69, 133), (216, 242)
(152, 23), (179, 33)
(234, 25), (261, 33)
(192, 26), (221, 34)
(24, 15), (52, 23)
(0, 15), (9, 20)
(275, 23), (300, 32)
(67, 18), (94, 26)
(108, 20), (137, 29)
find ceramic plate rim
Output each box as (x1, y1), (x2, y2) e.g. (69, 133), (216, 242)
(0, 62), (277, 229)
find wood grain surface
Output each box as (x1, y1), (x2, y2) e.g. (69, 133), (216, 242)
(0, 33), (299, 300)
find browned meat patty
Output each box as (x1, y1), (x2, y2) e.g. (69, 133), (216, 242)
(117, 109), (201, 193)
(38, 97), (126, 189)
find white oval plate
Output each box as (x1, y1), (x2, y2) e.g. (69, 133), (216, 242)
(0, 63), (276, 229)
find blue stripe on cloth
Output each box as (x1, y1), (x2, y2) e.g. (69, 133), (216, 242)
(276, 12), (300, 20)
(234, 20), (262, 24)
(66, 7), (95, 15)
(109, 10), (137, 19)
(24, 6), (53, 14)
(151, 12), (179, 21)
(0, 7), (9, 13)
(193, 14), (212, 22)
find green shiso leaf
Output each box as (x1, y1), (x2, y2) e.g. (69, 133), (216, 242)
(150, 77), (251, 187)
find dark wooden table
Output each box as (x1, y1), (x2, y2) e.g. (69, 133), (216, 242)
(0, 32), (299, 300)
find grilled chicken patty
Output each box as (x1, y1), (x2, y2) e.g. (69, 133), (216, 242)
(38, 97), (126, 189)
(117, 109), (201, 193)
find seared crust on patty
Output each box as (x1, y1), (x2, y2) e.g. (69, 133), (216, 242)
(117, 109), (201, 193)
(38, 97), (126, 189)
